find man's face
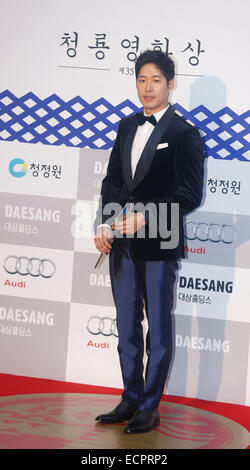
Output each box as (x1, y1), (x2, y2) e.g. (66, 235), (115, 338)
(136, 62), (174, 115)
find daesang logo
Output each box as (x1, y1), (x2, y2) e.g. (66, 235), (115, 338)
(179, 276), (233, 293)
(94, 161), (108, 175)
(89, 273), (110, 287)
(9, 158), (27, 177)
(5, 204), (60, 222)
(176, 334), (230, 353)
(0, 306), (54, 326)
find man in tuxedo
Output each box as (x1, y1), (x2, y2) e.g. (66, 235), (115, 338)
(93, 50), (204, 433)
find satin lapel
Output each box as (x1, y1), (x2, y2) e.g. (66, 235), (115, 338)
(131, 105), (174, 191)
(122, 115), (138, 192)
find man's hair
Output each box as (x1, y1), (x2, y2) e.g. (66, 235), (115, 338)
(135, 49), (175, 84)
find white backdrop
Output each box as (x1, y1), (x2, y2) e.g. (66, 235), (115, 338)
(0, 0), (250, 406)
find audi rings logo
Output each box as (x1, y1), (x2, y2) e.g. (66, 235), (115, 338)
(4, 256), (56, 278)
(184, 222), (237, 244)
(87, 316), (118, 337)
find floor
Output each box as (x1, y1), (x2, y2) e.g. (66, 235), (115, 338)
(0, 374), (249, 449)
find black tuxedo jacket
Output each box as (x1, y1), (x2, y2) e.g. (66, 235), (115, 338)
(94, 104), (205, 260)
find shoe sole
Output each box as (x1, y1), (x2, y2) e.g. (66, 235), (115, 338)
(96, 418), (130, 424)
(95, 413), (136, 424)
(124, 417), (160, 433)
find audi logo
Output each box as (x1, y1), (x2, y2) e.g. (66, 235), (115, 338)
(4, 256), (56, 278)
(184, 222), (237, 244)
(87, 316), (118, 337)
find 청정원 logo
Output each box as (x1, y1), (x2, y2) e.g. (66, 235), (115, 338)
(9, 158), (27, 177)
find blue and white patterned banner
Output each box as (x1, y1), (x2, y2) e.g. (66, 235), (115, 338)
(1, 90), (249, 160)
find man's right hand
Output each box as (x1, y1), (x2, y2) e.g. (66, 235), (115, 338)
(94, 225), (114, 254)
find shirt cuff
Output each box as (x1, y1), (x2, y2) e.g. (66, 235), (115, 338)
(97, 224), (111, 231)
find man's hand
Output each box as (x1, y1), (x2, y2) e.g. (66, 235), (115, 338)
(94, 226), (114, 254)
(111, 212), (146, 234)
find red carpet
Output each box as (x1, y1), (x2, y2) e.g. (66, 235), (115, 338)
(0, 373), (249, 448)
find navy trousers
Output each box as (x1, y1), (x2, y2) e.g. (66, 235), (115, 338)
(109, 237), (179, 411)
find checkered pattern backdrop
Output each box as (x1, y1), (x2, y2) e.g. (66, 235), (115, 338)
(0, 90), (249, 160)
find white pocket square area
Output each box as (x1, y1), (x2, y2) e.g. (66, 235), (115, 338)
(157, 142), (168, 149)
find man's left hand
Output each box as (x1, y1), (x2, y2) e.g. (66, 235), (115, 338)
(111, 212), (146, 234)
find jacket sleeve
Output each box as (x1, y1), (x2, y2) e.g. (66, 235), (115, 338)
(172, 126), (205, 214)
(93, 120), (124, 234)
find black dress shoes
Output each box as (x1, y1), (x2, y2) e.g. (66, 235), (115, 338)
(124, 408), (160, 433)
(95, 399), (137, 424)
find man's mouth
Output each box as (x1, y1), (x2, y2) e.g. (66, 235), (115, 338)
(144, 96), (154, 101)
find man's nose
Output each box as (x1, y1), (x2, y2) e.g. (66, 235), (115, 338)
(145, 80), (153, 91)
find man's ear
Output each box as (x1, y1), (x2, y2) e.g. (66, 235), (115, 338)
(168, 78), (175, 91)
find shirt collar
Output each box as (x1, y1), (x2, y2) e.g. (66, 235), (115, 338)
(143, 104), (170, 123)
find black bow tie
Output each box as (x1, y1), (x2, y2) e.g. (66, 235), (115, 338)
(136, 112), (157, 126)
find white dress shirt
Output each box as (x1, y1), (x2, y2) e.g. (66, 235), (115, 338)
(97, 104), (170, 232)
(131, 104), (169, 178)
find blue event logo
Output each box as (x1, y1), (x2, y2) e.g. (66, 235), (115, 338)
(9, 158), (27, 177)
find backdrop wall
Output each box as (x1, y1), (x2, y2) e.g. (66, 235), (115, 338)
(0, 0), (249, 406)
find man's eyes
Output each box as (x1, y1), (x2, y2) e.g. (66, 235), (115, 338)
(138, 79), (160, 83)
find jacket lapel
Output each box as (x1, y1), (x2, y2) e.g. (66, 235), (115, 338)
(122, 105), (174, 193)
(122, 115), (138, 191)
